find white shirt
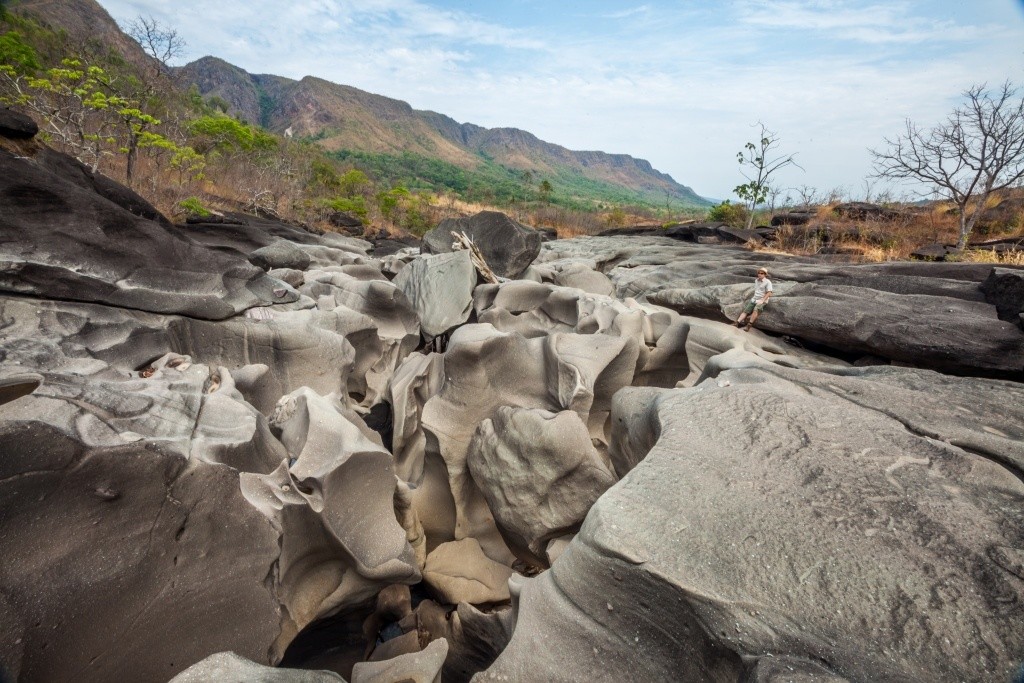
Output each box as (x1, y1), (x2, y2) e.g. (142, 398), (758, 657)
(752, 277), (773, 303)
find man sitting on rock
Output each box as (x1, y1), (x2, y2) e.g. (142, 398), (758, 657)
(733, 267), (773, 331)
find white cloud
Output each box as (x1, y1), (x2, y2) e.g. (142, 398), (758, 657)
(602, 5), (653, 20)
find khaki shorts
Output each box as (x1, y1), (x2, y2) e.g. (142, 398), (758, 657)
(743, 300), (766, 315)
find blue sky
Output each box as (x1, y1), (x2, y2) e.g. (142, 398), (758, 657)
(95, 0), (1024, 201)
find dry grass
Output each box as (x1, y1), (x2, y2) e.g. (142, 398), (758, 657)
(763, 196), (1024, 263)
(949, 249), (1024, 266)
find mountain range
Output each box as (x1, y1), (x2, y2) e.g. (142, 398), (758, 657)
(9, 0), (710, 208)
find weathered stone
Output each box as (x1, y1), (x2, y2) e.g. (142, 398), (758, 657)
(981, 266), (1024, 325)
(467, 407), (616, 566)
(0, 149), (293, 319)
(250, 240), (313, 271)
(422, 211), (541, 278)
(0, 107), (38, 139)
(170, 652), (345, 682)
(481, 364), (1024, 682)
(352, 638), (448, 683)
(423, 538), (513, 605)
(393, 250), (476, 339)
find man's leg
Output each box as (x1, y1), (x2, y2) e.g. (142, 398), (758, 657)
(735, 302), (753, 326)
(745, 303), (764, 330)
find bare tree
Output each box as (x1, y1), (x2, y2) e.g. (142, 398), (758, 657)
(871, 81), (1024, 248)
(795, 184), (819, 208)
(766, 185), (786, 216)
(124, 15), (186, 75)
(734, 122), (802, 230)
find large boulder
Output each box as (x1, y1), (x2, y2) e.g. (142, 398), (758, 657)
(422, 211), (541, 279)
(249, 240), (313, 271)
(467, 407), (617, 566)
(351, 638), (448, 683)
(649, 278), (1024, 377)
(0, 106), (38, 139)
(480, 364), (1024, 682)
(423, 538), (513, 605)
(393, 250), (476, 339)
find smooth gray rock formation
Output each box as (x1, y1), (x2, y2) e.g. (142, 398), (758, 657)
(544, 236), (1024, 377)
(479, 364), (1024, 682)
(468, 407), (617, 566)
(422, 211), (541, 279)
(250, 240), (313, 271)
(0, 149), (293, 319)
(552, 263), (615, 296)
(170, 652), (346, 682)
(352, 638), (448, 683)
(416, 324), (638, 564)
(393, 249), (477, 339)
(299, 271), (420, 408)
(0, 295), (359, 415)
(652, 281), (1024, 376)
(0, 355), (390, 681)
(981, 266), (1024, 325)
(422, 538), (513, 604)
(177, 211), (372, 262)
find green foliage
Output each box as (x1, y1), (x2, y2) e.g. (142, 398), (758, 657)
(308, 158), (341, 192)
(324, 195), (368, 221)
(205, 95), (230, 114)
(733, 123), (800, 230)
(331, 149), (706, 212)
(338, 168), (370, 197)
(177, 196), (211, 217)
(0, 30), (40, 74)
(188, 115), (277, 155)
(707, 200), (748, 227)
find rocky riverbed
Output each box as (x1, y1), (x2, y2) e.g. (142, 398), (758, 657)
(1, 111), (1023, 683)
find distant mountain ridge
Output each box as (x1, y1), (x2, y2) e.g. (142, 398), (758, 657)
(9, 0), (708, 207)
(177, 56), (709, 207)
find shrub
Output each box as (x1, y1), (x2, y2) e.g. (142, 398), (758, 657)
(707, 200), (748, 227)
(324, 196), (368, 221)
(176, 196), (210, 217)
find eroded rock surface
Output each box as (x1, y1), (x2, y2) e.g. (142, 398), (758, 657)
(480, 364), (1024, 682)
(0, 149), (293, 319)
(4, 132), (1023, 683)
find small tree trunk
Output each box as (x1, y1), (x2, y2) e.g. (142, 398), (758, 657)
(955, 189), (990, 250)
(745, 205), (755, 231)
(126, 138), (138, 188)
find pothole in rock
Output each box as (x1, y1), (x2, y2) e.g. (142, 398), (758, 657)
(0, 374), (42, 406)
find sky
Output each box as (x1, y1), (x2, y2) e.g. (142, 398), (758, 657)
(94, 0), (1024, 202)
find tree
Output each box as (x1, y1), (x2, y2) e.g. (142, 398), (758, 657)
(539, 179), (553, 204)
(734, 122), (801, 230)
(123, 15), (185, 77)
(119, 16), (186, 186)
(871, 81), (1024, 249)
(1, 58), (123, 172)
